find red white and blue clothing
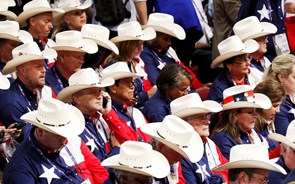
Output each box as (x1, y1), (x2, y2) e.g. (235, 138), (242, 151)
(268, 157), (289, 184)
(45, 65), (69, 96)
(3, 128), (109, 184)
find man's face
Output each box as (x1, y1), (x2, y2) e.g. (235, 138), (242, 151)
(157, 142), (182, 164)
(184, 113), (211, 137)
(18, 59), (46, 89)
(283, 145), (295, 170)
(29, 12), (53, 39)
(39, 129), (67, 151)
(110, 77), (135, 103)
(58, 51), (85, 76)
(0, 40), (20, 63)
(152, 32), (173, 53)
(73, 87), (103, 114)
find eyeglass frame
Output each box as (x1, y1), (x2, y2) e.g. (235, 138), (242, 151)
(232, 54), (252, 65)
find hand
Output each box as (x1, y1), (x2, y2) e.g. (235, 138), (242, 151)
(99, 92), (112, 116)
(147, 85), (157, 99)
(110, 131), (120, 147)
(7, 123), (22, 139)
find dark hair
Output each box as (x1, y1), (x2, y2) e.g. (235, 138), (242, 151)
(228, 168), (256, 182)
(156, 64), (192, 93)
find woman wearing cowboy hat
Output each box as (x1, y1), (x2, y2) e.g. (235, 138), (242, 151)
(208, 35), (259, 103)
(104, 21), (157, 108)
(211, 85), (272, 159)
(264, 54), (295, 136)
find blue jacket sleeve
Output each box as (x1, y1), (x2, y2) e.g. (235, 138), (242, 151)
(140, 50), (159, 86)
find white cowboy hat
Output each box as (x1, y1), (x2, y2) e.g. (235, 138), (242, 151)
(142, 13), (186, 40)
(21, 98), (85, 138)
(101, 62), (146, 81)
(111, 21), (156, 43)
(222, 85), (272, 111)
(140, 115), (204, 163)
(101, 141), (170, 178)
(52, 0), (92, 25)
(81, 24), (119, 54)
(17, 0), (64, 27)
(2, 42), (57, 75)
(0, 0), (17, 20)
(57, 68), (115, 103)
(211, 35), (259, 69)
(51, 30), (98, 54)
(233, 16), (277, 41)
(268, 120), (295, 150)
(0, 21), (33, 43)
(213, 144), (286, 174)
(0, 73), (10, 90)
(171, 93), (222, 118)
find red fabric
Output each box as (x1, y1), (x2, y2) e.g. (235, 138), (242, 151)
(103, 109), (151, 144)
(79, 140), (109, 184)
(286, 16), (295, 54)
(177, 162), (186, 184)
(178, 61), (205, 90)
(269, 144), (280, 159)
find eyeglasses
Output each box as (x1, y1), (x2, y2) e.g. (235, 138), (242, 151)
(255, 36), (268, 43)
(250, 175), (269, 184)
(186, 113), (212, 122)
(176, 86), (191, 93)
(120, 80), (136, 88)
(232, 54), (252, 65)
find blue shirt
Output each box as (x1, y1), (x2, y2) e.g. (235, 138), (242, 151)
(268, 157), (289, 184)
(45, 65), (68, 96)
(142, 90), (171, 122)
(255, 125), (278, 150)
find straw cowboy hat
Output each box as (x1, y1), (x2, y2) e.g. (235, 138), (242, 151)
(171, 93), (222, 118)
(57, 68), (115, 103)
(17, 0), (64, 27)
(143, 13), (186, 40)
(81, 24), (119, 54)
(21, 98), (85, 138)
(2, 42), (57, 75)
(0, 21), (33, 43)
(140, 115), (204, 163)
(101, 141), (170, 178)
(213, 144), (286, 174)
(233, 16), (277, 41)
(51, 30), (98, 54)
(0, 0), (17, 20)
(101, 62), (146, 81)
(268, 120), (295, 150)
(111, 21), (156, 43)
(52, 0), (92, 25)
(211, 35), (259, 69)
(222, 85), (272, 111)
(0, 73), (10, 90)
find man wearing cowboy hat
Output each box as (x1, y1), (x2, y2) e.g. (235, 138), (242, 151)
(101, 62), (151, 143)
(0, 42), (57, 142)
(212, 144), (286, 184)
(101, 141), (170, 183)
(140, 115), (204, 184)
(267, 120), (295, 183)
(46, 30), (98, 96)
(0, 0), (17, 21)
(4, 98), (109, 183)
(140, 13), (204, 91)
(57, 68), (122, 162)
(170, 93), (229, 183)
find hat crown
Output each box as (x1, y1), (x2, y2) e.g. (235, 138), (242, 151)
(55, 30), (85, 48)
(69, 68), (101, 86)
(101, 62), (132, 80)
(229, 144), (269, 162)
(117, 21), (145, 38)
(234, 16), (264, 40)
(171, 93), (204, 114)
(147, 13), (175, 30)
(36, 98), (73, 127)
(52, 0), (84, 8)
(23, 0), (51, 11)
(157, 115), (194, 147)
(12, 42), (42, 59)
(0, 21), (20, 36)
(218, 35), (247, 55)
(119, 141), (155, 169)
(81, 24), (110, 42)
(0, 0), (15, 11)
(223, 85), (255, 104)
(286, 120), (295, 142)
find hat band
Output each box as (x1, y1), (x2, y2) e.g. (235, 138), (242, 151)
(36, 117), (70, 127)
(223, 90), (254, 105)
(157, 130), (188, 148)
(119, 162), (152, 169)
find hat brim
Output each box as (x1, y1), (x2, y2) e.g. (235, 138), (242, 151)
(101, 149), (170, 178)
(0, 11), (17, 20)
(0, 30), (33, 43)
(140, 123), (204, 163)
(90, 38), (119, 55)
(110, 27), (156, 43)
(268, 133), (295, 150)
(20, 104), (85, 138)
(102, 71), (146, 81)
(57, 77), (115, 103)
(212, 160), (286, 174)
(52, 38), (98, 54)
(242, 22), (278, 41)
(222, 93), (271, 111)
(17, 7), (64, 27)
(173, 100), (222, 118)
(0, 74), (10, 90)
(211, 39), (259, 69)
(142, 24), (186, 40)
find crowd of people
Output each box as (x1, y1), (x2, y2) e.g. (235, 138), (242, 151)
(0, 0), (295, 183)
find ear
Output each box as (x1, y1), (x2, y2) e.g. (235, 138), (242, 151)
(28, 17), (35, 27)
(237, 171), (249, 184)
(108, 85), (116, 94)
(63, 14), (71, 24)
(225, 63), (232, 72)
(278, 73), (285, 83)
(72, 94), (81, 105)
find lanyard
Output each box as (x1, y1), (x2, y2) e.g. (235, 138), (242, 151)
(17, 83), (36, 112)
(51, 66), (65, 90)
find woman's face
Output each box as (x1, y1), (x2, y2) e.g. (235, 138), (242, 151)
(236, 108), (257, 132)
(280, 65), (295, 94)
(261, 101), (282, 121)
(227, 54), (251, 77)
(64, 10), (87, 31)
(130, 40), (144, 59)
